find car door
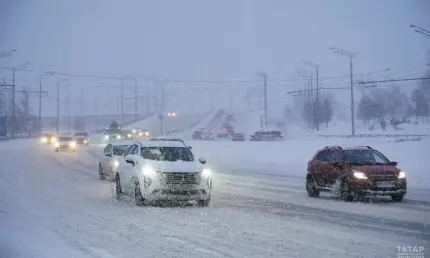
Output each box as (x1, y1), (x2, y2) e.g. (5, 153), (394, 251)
(314, 150), (332, 187)
(326, 150), (343, 187)
(102, 144), (112, 170)
(123, 145), (141, 193)
(118, 145), (136, 193)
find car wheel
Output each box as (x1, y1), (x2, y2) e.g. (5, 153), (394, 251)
(133, 181), (146, 206)
(115, 174), (122, 199)
(306, 177), (320, 197)
(341, 180), (354, 202)
(98, 163), (105, 180)
(197, 198), (210, 207)
(391, 194), (405, 202)
(55, 148), (59, 152)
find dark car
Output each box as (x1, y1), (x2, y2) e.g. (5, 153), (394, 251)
(74, 132), (90, 145)
(192, 128), (206, 139)
(121, 130), (134, 140)
(306, 146), (406, 202)
(199, 132), (214, 140)
(231, 132), (245, 141)
(250, 130), (284, 141)
(217, 129), (229, 138)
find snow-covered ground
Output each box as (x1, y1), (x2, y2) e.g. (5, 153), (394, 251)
(316, 120), (430, 135)
(1, 113), (429, 257)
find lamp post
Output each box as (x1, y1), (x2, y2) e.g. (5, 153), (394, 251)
(330, 46), (356, 136)
(0, 49), (16, 59)
(11, 62), (30, 136)
(39, 72), (54, 132)
(409, 24), (430, 38)
(56, 78), (69, 134)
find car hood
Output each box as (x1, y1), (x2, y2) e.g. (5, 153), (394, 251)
(150, 160), (201, 173)
(351, 165), (399, 175)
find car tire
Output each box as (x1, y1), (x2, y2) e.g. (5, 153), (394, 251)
(55, 148), (59, 152)
(115, 174), (122, 199)
(99, 163), (105, 180)
(133, 181), (146, 206)
(340, 180), (354, 202)
(391, 194), (405, 202)
(197, 198), (210, 207)
(306, 177), (320, 197)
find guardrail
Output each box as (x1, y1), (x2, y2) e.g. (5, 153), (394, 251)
(319, 134), (429, 138)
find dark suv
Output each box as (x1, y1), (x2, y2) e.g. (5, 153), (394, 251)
(306, 146), (406, 202)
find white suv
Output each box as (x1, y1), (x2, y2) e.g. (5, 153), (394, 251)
(115, 140), (212, 206)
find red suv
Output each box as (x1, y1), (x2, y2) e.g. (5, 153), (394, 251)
(306, 146), (406, 202)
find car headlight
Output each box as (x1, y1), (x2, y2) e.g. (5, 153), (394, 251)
(116, 135), (121, 139)
(202, 168), (211, 178)
(398, 171), (406, 179)
(132, 129), (136, 134)
(139, 132), (143, 136)
(145, 131), (149, 136)
(353, 171), (368, 179)
(41, 137), (47, 142)
(104, 135), (109, 140)
(70, 141), (76, 148)
(51, 137), (57, 143)
(84, 140), (88, 144)
(127, 134), (132, 138)
(142, 166), (156, 177)
(55, 142), (60, 147)
(113, 160), (120, 168)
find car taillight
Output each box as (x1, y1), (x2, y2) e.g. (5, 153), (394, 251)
(280, 134), (284, 137)
(210, 136), (214, 139)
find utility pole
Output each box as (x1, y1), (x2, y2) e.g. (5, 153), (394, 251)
(261, 73), (268, 127)
(12, 68), (15, 136)
(330, 47), (356, 136)
(120, 79), (124, 125)
(56, 82), (60, 134)
(134, 79), (138, 121)
(145, 79), (150, 115)
(67, 91), (71, 134)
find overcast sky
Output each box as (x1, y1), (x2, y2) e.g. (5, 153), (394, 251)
(0, 0), (429, 117)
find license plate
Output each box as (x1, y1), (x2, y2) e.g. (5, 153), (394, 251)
(376, 181), (396, 188)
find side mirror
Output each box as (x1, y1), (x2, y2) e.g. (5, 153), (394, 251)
(105, 153), (112, 157)
(199, 157), (206, 164)
(125, 159), (135, 166)
(390, 161), (398, 166)
(331, 161), (343, 168)
(188, 146), (192, 149)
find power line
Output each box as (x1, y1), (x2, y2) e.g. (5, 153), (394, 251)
(358, 77), (430, 84)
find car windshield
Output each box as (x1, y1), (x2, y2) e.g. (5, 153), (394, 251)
(59, 137), (73, 141)
(343, 150), (391, 165)
(141, 147), (194, 162)
(106, 129), (121, 134)
(113, 145), (128, 156)
(43, 134), (54, 137)
(75, 133), (88, 136)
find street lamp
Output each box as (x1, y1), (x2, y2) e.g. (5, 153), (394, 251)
(11, 62), (30, 137)
(409, 24), (430, 38)
(39, 72), (54, 132)
(330, 46), (356, 136)
(0, 49), (16, 59)
(56, 78), (69, 134)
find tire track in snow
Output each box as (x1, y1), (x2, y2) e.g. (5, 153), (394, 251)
(214, 192), (430, 242)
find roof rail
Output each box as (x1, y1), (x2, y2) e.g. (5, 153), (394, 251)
(354, 145), (373, 149)
(324, 145), (342, 150)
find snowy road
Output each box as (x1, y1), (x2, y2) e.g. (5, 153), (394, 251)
(1, 139), (429, 258)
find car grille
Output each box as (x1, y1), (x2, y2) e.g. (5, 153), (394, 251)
(163, 172), (199, 185)
(370, 174), (397, 181)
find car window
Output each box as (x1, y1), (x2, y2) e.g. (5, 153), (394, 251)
(141, 147), (194, 161)
(75, 133), (88, 136)
(344, 150), (390, 165)
(329, 151), (342, 163)
(113, 145), (128, 156)
(104, 144), (112, 154)
(316, 150), (331, 162)
(124, 145), (135, 156)
(131, 145), (139, 155)
(59, 137), (72, 141)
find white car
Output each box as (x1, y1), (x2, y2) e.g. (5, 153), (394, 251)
(99, 141), (134, 180)
(54, 136), (77, 152)
(115, 140), (212, 206)
(103, 128), (122, 142)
